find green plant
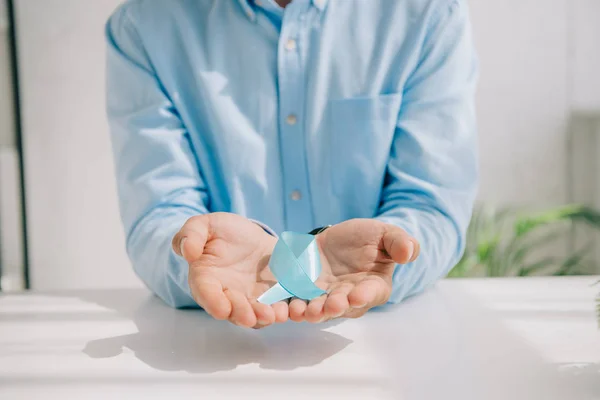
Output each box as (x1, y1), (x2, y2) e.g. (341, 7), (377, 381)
(449, 204), (600, 278)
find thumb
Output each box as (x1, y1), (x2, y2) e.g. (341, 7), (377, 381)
(381, 225), (420, 264)
(172, 215), (210, 263)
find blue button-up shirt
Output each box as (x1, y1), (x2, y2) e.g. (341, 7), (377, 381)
(106, 0), (478, 308)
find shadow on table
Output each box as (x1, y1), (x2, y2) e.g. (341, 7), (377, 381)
(79, 290), (352, 374)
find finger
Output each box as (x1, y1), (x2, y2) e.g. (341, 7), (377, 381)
(345, 306), (369, 319)
(272, 301), (289, 323)
(225, 289), (256, 328)
(410, 240), (421, 262)
(305, 295), (327, 323)
(172, 215), (210, 263)
(348, 277), (390, 309)
(381, 225), (420, 264)
(324, 282), (354, 319)
(289, 298), (307, 322)
(251, 300), (276, 327)
(190, 274), (231, 320)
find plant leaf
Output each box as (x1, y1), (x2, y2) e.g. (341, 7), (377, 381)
(503, 228), (566, 276)
(517, 257), (557, 277)
(514, 205), (584, 237)
(553, 244), (593, 276)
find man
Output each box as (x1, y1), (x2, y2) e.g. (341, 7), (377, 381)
(106, 0), (478, 328)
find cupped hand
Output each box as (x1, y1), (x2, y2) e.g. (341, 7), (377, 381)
(172, 212), (287, 328)
(288, 219), (420, 323)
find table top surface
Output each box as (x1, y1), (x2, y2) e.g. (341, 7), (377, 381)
(1, 277), (599, 400)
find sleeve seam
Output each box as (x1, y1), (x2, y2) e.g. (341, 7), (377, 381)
(402, 0), (466, 95)
(120, 4), (158, 76)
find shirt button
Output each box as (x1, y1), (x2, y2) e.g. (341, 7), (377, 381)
(285, 39), (297, 51)
(286, 114), (297, 125)
(290, 190), (302, 201)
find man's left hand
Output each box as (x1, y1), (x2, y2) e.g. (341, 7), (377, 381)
(288, 219), (420, 322)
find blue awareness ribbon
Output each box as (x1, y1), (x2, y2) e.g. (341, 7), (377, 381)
(257, 231), (326, 305)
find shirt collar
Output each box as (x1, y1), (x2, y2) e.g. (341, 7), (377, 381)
(237, 0), (328, 21)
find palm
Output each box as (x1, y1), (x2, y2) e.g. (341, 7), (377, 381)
(175, 213), (283, 328)
(192, 213), (277, 299)
(319, 219), (395, 302)
(289, 219), (418, 322)
(318, 220), (396, 291)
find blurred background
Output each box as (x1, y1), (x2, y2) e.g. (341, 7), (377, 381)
(0, 0), (599, 292)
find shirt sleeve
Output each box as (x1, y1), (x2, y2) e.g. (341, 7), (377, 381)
(106, 7), (207, 308)
(375, 0), (479, 303)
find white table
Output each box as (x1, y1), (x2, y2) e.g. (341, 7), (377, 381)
(1, 277), (599, 400)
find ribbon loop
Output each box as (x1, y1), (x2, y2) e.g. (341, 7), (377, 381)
(257, 232), (326, 305)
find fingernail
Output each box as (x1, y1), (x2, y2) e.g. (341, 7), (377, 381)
(333, 310), (344, 318)
(179, 237), (187, 259)
(258, 319), (268, 325)
(405, 240), (414, 262)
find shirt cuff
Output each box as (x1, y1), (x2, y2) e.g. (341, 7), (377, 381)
(249, 219), (278, 238)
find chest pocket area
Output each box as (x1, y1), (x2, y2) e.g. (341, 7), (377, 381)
(329, 93), (402, 202)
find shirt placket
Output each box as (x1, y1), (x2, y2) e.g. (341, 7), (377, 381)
(277, 2), (314, 232)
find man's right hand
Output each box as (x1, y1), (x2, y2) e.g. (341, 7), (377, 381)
(172, 213), (287, 328)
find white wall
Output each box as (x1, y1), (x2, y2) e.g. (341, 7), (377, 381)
(472, 0), (570, 206)
(473, 0), (600, 206)
(571, 0), (600, 112)
(15, 0), (139, 289)
(0, 0), (14, 148)
(13, 0), (600, 289)
(0, 0), (25, 291)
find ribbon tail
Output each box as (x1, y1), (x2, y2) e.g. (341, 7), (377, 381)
(257, 283), (293, 305)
